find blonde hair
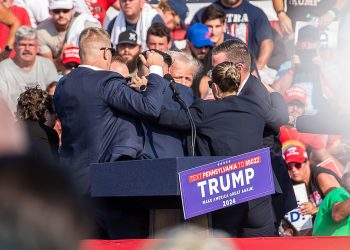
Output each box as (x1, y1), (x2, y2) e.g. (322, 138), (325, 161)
(78, 27), (111, 60)
(211, 62), (241, 93)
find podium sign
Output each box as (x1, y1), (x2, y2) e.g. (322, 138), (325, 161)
(178, 148), (275, 219)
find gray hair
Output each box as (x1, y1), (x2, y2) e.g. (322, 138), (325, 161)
(167, 50), (202, 77)
(15, 26), (37, 43)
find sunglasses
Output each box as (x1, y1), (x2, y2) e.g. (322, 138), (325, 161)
(287, 162), (304, 171)
(52, 9), (71, 14)
(100, 47), (116, 56)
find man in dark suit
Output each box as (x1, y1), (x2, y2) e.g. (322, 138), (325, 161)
(135, 49), (195, 158)
(211, 39), (297, 235)
(53, 27), (168, 239)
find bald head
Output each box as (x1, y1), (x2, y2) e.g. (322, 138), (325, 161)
(79, 27), (112, 68)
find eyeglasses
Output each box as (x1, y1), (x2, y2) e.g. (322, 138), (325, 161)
(52, 9), (71, 14)
(100, 47), (116, 56)
(287, 162), (304, 171)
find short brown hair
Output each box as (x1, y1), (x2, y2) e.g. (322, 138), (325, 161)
(212, 39), (251, 71)
(146, 23), (172, 43)
(212, 62), (240, 93)
(201, 5), (226, 24)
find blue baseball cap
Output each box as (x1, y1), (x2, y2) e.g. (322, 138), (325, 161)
(168, 0), (188, 30)
(187, 23), (214, 48)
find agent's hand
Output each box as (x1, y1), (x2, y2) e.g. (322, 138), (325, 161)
(129, 75), (148, 91)
(300, 202), (318, 215)
(139, 50), (164, 68)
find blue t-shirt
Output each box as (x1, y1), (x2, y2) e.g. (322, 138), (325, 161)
(191, 0), (272, 59)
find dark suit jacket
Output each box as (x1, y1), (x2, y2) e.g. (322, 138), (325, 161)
(54, 67), (168, 194)
(142, 83), (194, 158)
(241, 75), (297, 215)
(159, 94), (286, 156)
(240, 75), (289, 147)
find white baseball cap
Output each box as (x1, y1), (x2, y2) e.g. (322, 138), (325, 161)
(49, 0), (73, 10)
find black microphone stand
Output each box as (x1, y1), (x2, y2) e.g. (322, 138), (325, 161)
(164, 74), (197, 156)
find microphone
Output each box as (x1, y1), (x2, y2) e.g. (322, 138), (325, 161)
(163, 73), (197, 156)
(164, 73), (180, 100)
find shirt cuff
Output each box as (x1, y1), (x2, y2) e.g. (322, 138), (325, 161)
(149, 65), (163, 77)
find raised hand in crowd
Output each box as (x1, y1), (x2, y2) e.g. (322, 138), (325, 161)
(0, 2), (20, 61)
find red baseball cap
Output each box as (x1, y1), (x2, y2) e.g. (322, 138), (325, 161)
(283, 145), (308, 164)
(284, 86), (307, 106)
(62, 46), (81, 65)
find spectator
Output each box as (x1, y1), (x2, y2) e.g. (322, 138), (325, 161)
(313, 172), (350, 236)
(272, 0), (350, 35)
(272, 25), (332, 115)
(0, 0), (31, 58)
(37, 0), (100, 69)
(107, 0), (164, 50)
(146, 22), (172, 51)
(283, 145), (342, 216)
(280, 86), (344, 174)
(167, 50), (201, 88)
(201, 4), (232, 47)
(16, 86), (59, 161)
(156, 0), (188, 30)
(186, 23), (213, 63)
(73, 0), (120, 25)
(0, 26), (58, 114)
(0, 2), (20, 61)
(116, 29), (141, 76)
(14, 0), (50, 28)
(191, 0), (274, 73)
(61, 45), (80, 75)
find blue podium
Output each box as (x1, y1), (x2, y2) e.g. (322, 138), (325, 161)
(90, 156), (227, 235)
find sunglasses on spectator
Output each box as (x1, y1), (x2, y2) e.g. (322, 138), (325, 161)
(287, 162), (305, 171)
(52, 9), (71, 14)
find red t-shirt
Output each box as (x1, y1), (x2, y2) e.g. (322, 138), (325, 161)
(0, 5), (31, 57)
(280, 125), (325, 151)
(85, 0), (117, 25)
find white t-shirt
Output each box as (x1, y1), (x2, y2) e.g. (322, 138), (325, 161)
(0, 56), (58, 114)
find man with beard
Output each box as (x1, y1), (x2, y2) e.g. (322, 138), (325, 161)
(0, 26), (58, 114)
(116, 29), (142, 76)
(186, 23), (213, 64)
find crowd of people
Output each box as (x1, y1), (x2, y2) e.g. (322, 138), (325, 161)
(1, 0), (350, 245)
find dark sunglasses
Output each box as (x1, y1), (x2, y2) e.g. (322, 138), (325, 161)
(52, 9), (71, 14)
(100, 47), (116, 56)
(287, 162), (304, 171)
